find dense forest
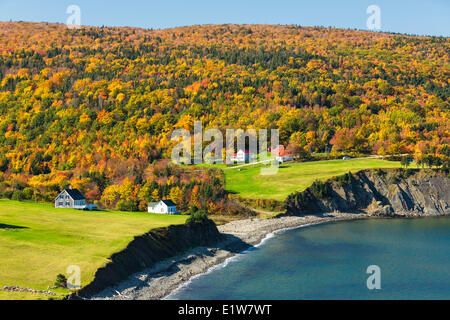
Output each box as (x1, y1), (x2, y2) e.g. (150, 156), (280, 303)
(0, 22), (448, 211)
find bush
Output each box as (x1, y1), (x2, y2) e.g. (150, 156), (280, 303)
(237, 196), (285, 212)
(186, 209), (208, 225)
(11, 190), (24, 201)
(116, 199), (139, 212)
(335, 171), (354, 186)
(401, 156), (410, 168)
(310, 180), (332, 199)
(292, 191), (310, 208)
(54, 274), (67, 288)
(22, 188), (34, 200)
(2, 190), (13, 200)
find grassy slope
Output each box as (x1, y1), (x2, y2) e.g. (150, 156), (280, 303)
(0, 200), (187, 300)
(224, 158), (402, 201)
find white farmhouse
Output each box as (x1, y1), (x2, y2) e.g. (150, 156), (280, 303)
(148, 200), (179, 214)
(230, 149), (256, 163)
(54, 188), (97, 211)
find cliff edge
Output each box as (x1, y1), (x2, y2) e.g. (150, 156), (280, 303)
(70, 219), (224, 298)
(285, 169), (450, 217)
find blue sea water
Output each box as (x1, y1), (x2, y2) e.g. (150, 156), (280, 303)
(168, 217), (450, 300)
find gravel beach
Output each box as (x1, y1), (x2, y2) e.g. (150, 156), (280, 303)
(91, 212), (369, 300)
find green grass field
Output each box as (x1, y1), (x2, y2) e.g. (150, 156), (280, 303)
(0, 200), (187, 300)
(224, 158), (402, 201)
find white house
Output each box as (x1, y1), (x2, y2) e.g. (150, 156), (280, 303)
(54, 188), (97, 211)
(148, 200), (179, 214)
(276, 155), (293, 163)
(230, 149), (256, 163)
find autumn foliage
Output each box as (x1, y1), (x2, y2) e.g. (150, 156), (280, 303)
(0, 22), (448, 210)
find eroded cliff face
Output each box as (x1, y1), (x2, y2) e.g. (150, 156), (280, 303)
(285, 169), (450, 217)
(72, 219), (224, 298)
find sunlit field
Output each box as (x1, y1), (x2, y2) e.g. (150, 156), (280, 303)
(0, 200), (187, 300)
(224, 158), (402, 201)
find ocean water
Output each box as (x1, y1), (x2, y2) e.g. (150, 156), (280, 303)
(167, 217), (450, 300)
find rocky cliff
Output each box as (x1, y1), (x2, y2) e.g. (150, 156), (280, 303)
(285, 169), (450, 217)
(70, 219), (224, 299)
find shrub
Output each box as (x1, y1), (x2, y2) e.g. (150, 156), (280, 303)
(293, 191), (310, 208)
(401, 156), (410, 168)
(22, 188), (34, 200)
(54, 274), (67, 288)
(335, 171), (354, 186)
(186, 209), (208, 225)
(2, 190), (13, 200)
(310, 180), (332, 199)
(116, 199), (139, 212)
(236, 196), (285, 212)
(183, 205), (198, 215)
(11, 190), (24, 201)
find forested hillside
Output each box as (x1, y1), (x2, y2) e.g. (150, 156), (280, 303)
(0, 22), (448, 210)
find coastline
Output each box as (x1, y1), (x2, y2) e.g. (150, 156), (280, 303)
(83, 168), (450, 300)
(91, 212), (371, 300)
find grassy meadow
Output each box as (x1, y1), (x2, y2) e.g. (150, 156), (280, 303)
(224, 158), (402, 201)
(0, 200), (187, 300)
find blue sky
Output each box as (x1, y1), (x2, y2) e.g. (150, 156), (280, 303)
(0, 0), (448, 36)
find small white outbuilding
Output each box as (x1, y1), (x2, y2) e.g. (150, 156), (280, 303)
(148, 200), (178, 214)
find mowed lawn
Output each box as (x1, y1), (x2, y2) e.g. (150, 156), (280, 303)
(225, 158), (402, 201)
(0, 200), (187, 300)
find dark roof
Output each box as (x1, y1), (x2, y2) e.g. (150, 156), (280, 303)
(64, 189), (85, 200)
(161, 199), (176, 207)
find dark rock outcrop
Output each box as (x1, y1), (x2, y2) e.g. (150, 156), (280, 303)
(285, 169), (450, 217)
(70, 219), (224, 299)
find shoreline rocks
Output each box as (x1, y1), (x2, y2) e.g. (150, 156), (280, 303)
(1, 286), (56, 296)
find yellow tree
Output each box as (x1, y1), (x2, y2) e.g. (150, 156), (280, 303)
(190, 185), (201, 209)
(169, 186), (183, 206)
(150, 189), (160, 202)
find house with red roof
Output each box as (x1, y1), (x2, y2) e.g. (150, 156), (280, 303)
(272, 145), (293, 163)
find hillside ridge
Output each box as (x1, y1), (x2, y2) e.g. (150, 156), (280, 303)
(0, 20), (448, 212)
